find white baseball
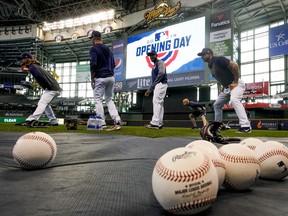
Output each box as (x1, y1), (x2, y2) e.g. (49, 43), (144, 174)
(186, 140), (219, 152)
(240, 138), (264, 150)
(152, 147), (218, 215)
(219, 144), (261, 191)
(186, 140), (225, 189)
(13, 132), (57, 170)
(254, 141), (288, 180)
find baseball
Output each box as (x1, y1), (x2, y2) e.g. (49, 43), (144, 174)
(185, 140), (219, 152)
(240, 138), (264, 150)
(152, 147), (218, 215)
(219, 144), (261, 191)
(186, 140), (225, 189)
(12, 132), (57, 170)
(254, 141), (288, 180)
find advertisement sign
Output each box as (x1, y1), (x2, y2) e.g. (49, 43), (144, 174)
(126, 17), (205, 81)
(123, 70), (204, 91)
(112, 39), (125, 54)
(269, 23), (288, 57)
(210, 10), (232, 32)
(243, 81), (269, 98)
(209, 10), (233, 82)
(252, 120), (279, 130)
(76, 64), (90, 82)
(114, 53), (125, 81)
(144, 1), (181, 27)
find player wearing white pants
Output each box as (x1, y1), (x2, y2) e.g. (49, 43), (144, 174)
(198, 48), (251, 133)
(26, 90), (60, 124)
(150, 82), (168, 127)
(19, 52), (62, 126)
(89, 30), (121, 131)
(93, 76), (121, 125)
(214, 79), (250, 128)
(145, 50), (168, 129)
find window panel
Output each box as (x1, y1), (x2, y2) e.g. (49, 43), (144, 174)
(240, 64), (253, 76)
(61, 91), (70, 97)
(255, 25), (268, 34)
(240, 39), (253, 52)
(241, 75), (253, 83)
(271, 58), (284, 70)
(255, 33), (268, 49)
(62, 83), (70, 91)
(62, 76), (70, 82)
(255, 48), (268, 60)
(271, 71), (284, 82)
(241, 30), (253, 38)
(255, 73), (269, 82)
(78, 90), (87, 98)
(87, 89), (94, 97)
(241, 51), (253, 62)
(255, 61), (269, 74)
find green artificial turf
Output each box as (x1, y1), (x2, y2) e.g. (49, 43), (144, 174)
(1, 123), (288, 138)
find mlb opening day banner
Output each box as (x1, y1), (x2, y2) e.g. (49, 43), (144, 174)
(126, 16), (206, 87)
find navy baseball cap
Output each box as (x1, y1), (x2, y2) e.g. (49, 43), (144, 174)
(19, 52), (33, 60)
(88, 30), (101, 38)
(197, 48), (213, 56)
(147, 50), (157, 56)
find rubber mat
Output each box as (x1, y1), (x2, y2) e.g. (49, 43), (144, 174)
(0, 132), (287, 216)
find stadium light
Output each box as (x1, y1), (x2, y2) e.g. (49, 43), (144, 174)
(42, 9), (115, 31)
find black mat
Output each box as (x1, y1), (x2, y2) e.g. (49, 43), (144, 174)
(0, 132), (287, 216)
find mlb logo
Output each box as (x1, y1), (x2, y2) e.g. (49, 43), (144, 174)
(155, 31), (169, 41)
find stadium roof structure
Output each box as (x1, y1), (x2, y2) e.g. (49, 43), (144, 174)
(0, 0), (287, 70)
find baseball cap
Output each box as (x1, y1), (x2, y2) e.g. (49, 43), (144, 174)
(19, 52), (33, 60)
(88, 30), (102, 38)
(147, 50), (157, 56)
(197, 48), (213, 56)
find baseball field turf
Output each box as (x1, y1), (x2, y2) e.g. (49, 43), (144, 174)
(1, 123), (287, 138)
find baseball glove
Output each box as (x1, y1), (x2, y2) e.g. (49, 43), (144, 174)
(200, 122), (242, 144)
(65, 118), (79, 130)
(200, 122), (229, 144)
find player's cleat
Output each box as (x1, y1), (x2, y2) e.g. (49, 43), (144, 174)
(28, 120), (50, 128)
(15, 121), (33, 126)
(145, 124), (163, 129)
(106, 125), (121, 131)
(236, 127), (251, 133)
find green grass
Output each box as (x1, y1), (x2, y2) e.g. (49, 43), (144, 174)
(1, 123), (288, 138)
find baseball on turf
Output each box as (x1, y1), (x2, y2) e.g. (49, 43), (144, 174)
(254, 141), (288, 180)
(152, 147), (218, 215)
(219, 144), (261, 191)
(12, 132), (57, 170)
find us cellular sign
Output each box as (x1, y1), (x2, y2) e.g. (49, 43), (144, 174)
(269, 23), (288, 57)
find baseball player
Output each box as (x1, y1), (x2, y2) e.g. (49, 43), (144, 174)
(89, 30), (121, 131)
(18, 52), (62, 126)
(198, 48), (251, 133)
(182, 98), (208, 129)
(145, 50), (168, 129)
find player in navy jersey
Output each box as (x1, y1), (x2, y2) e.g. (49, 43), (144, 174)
(89, 30), (121, 131)
(198, 48), (251, 133)
(144, 50), (168, 129)
(182, 98), (208, 129)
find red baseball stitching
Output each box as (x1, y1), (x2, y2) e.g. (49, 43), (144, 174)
(258, 149), (288, 163)
(167, 196), (217, 213)
(212, 159), (225, 169)
(219, 149), (260, 165)
(155, 155), (211, 182)
(13, 134), (55, 169)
